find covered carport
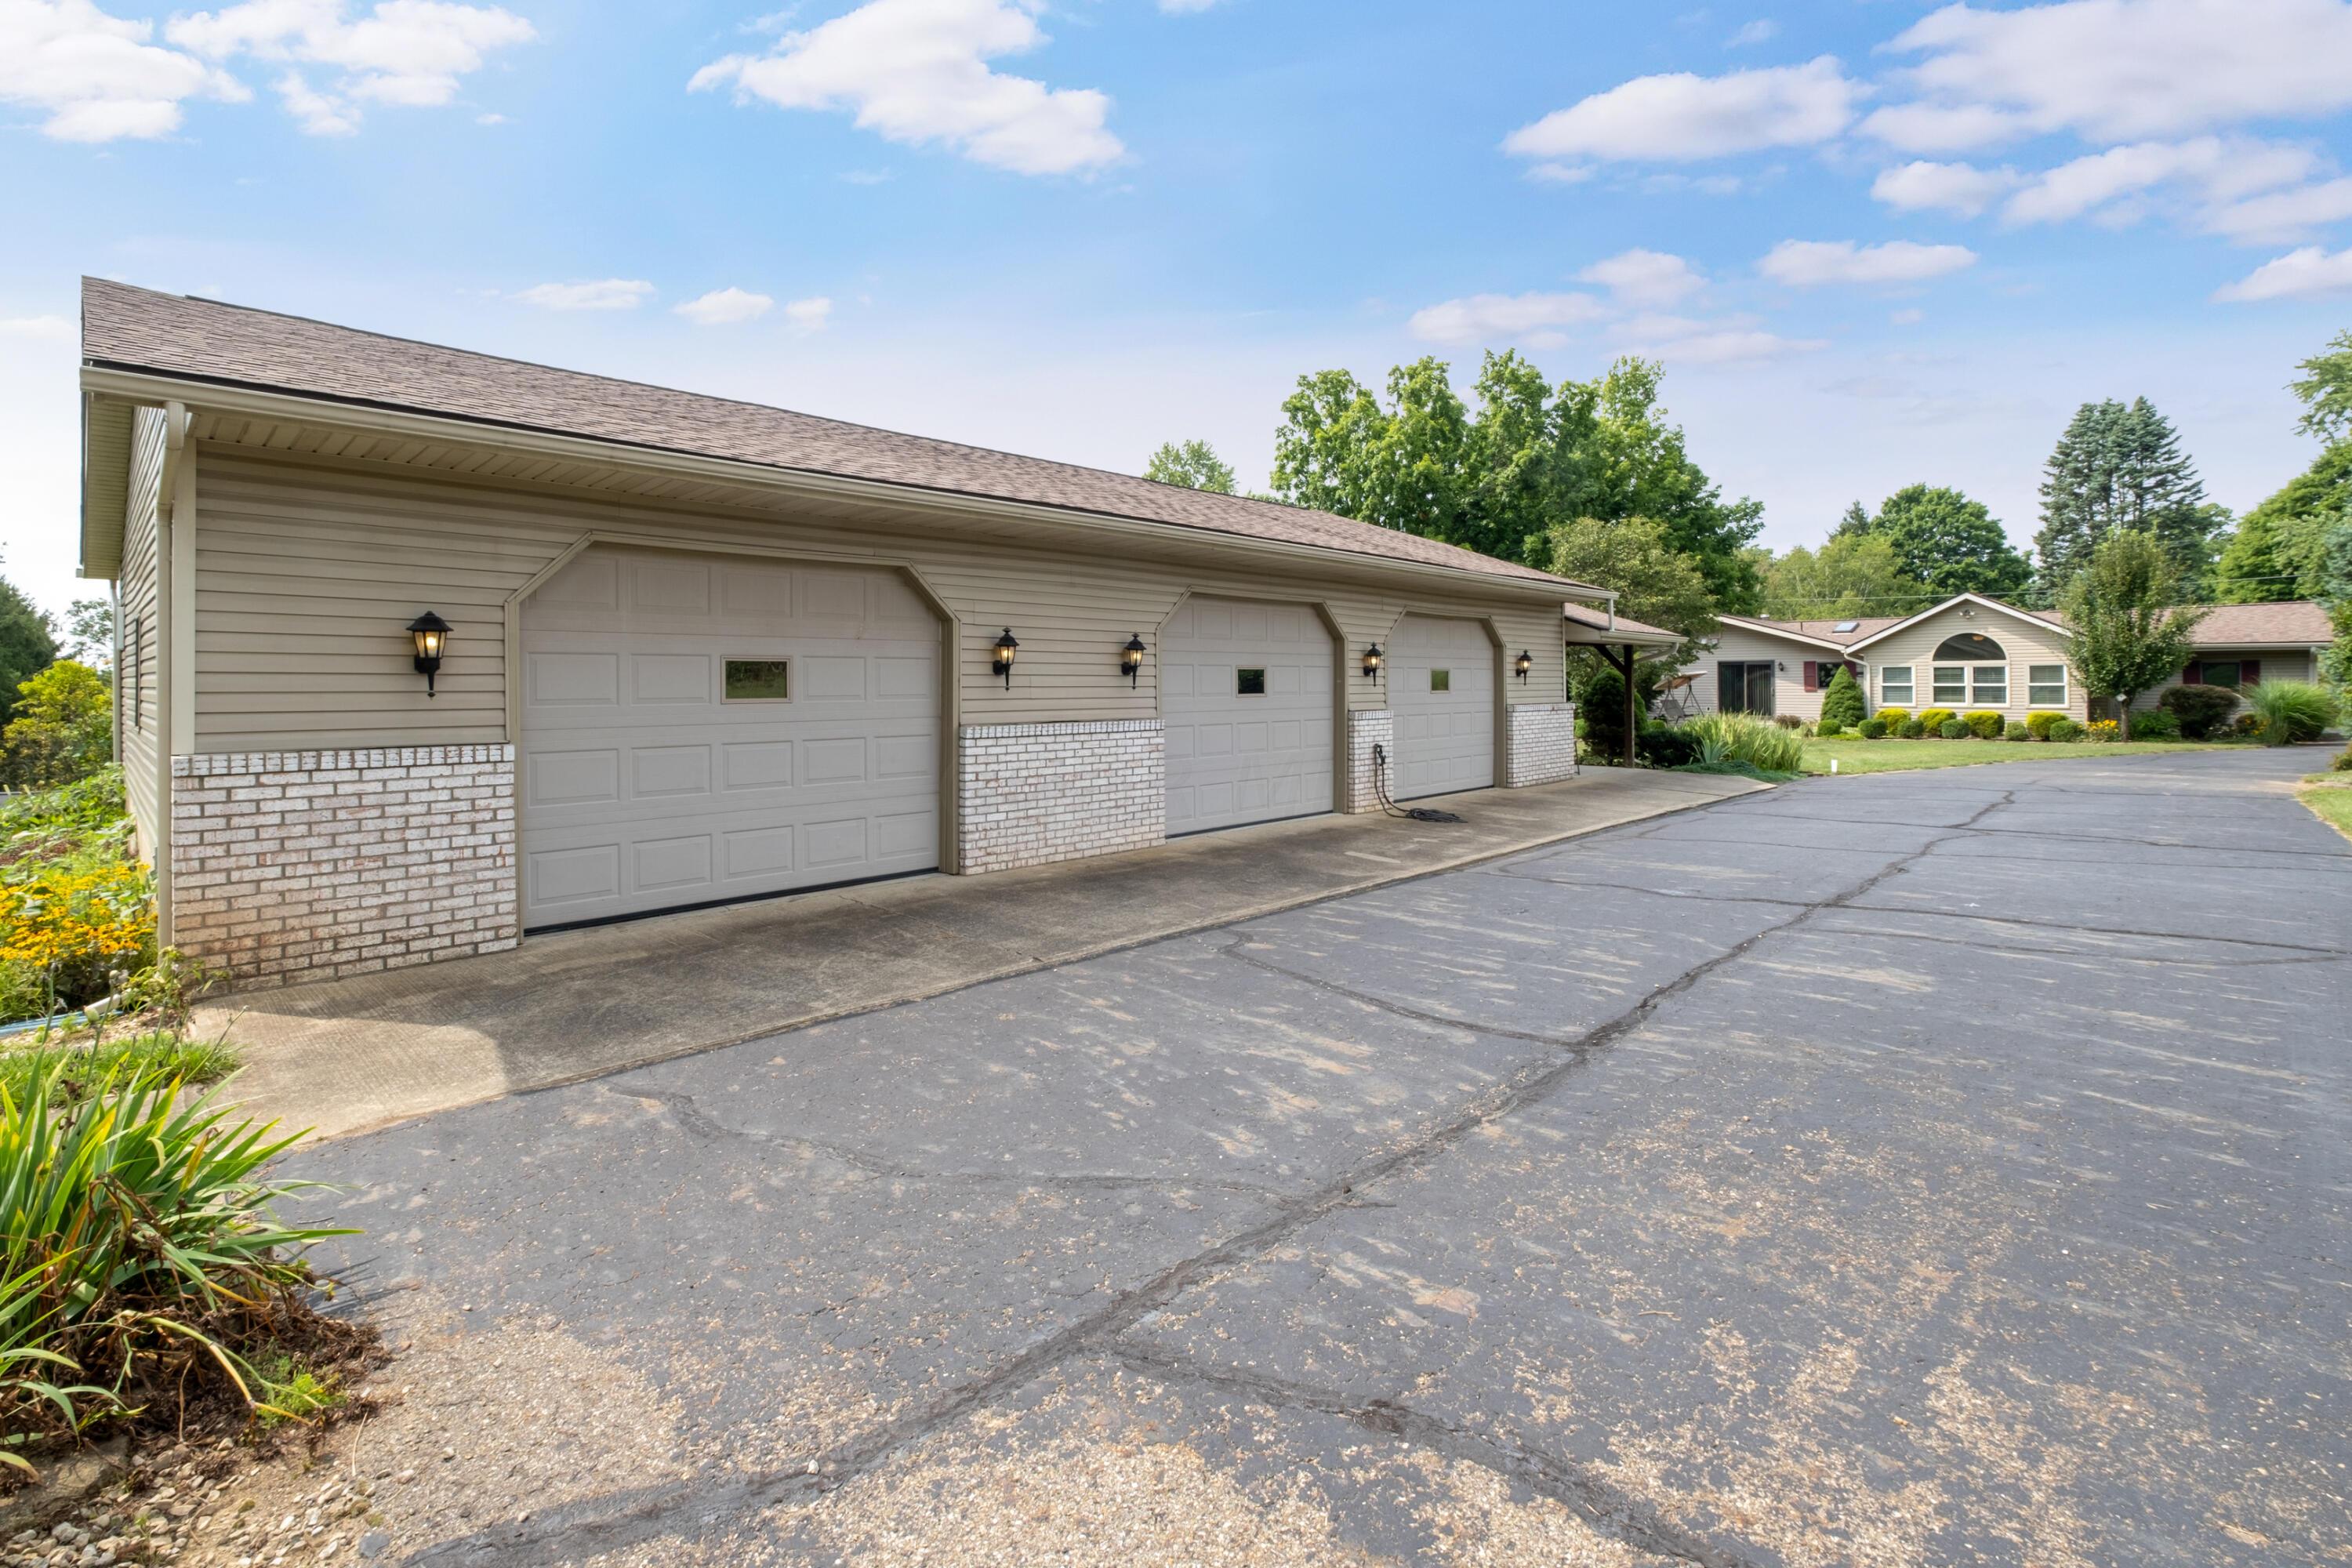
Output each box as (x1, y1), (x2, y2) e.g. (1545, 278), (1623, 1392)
(1563, 601), (1686, 765)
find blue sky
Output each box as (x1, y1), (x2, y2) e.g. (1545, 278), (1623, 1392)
(6, 0), (2352, 620)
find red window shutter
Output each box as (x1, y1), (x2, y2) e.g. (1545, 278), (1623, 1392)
(1802, 660), (1818, 691)
(2183, 662), (2201, 684)
(1846, 662), (1863, 682)
(2241, 659), (2262, 686)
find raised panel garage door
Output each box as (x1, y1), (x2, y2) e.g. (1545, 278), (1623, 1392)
(1390, 614), (1494, 799)
(520, 547), (939, 928)
(1163, 596), (1335, 834)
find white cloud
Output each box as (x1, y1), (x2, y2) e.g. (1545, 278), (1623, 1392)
(1890, 308), (1925, 325)
(1999, 136), (2314, 226)
(1866, 0), (2352, 151)
(1726, 19), (1777, 46)
(515, 279), (655, 310)
(674, 287), (775, 325)
(1157, 0), (1220, 10)
(1577, 249), (1707, 307)
(691, 0), (1123, 176)
(1759, 239), (1977, 286)
(2214, 245), (2352, 301)
(2201, 177), (2352, 245)
(0, 315), (74, 339)
(474, 109), (503, 123)
(1406, 291), (1609, 346)
(0, 0), (244, 142)
(1870, 159), (2020, 217)
(839, 167), (893, 184)
(159, 0), (532, 134)
(275, 69), (357, 133)
(782, 296), (833, 333)
(1525, 162), (1592, 185)
(1502, 56), (1856, 162)
(1625, 326), (1826, 365)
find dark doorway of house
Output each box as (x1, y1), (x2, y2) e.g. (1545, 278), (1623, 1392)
(1718, 661), (1775, 716)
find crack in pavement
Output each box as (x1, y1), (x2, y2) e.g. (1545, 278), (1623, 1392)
(1100, 1341), (1761, 1568)
(397, 788), (2018, 1568)
(622, 1086), (1294, 1206)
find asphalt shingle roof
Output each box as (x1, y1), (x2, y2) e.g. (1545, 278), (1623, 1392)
(82, 278), (1584, 592)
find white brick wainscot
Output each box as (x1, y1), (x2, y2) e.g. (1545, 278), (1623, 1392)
(1344, 709), (1396, 812)
(1506, 702), (1578, 786)
(956, 720), (1165, 873)
(168, 746), (517, 986)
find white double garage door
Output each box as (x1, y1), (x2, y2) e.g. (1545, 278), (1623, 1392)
(1162, 597), (1495, 833)
(520, 555), (1497, 927)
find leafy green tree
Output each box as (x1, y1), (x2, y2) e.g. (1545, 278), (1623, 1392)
(2291, 328), (2352, 445)
(0, 577), (56, 728)
(2217, 441), (2352, 602)
(2, 660), (111, 786)
(64, 598), (114, 668)
(2061, 531), (2206, 739)
(1143, 440), (1237, 495)
(1269, 352), (1764, 605)
(1817, 665), (1867, 731)
(1759, 533), (1929, 619)
(2034, 397), (2220, 590)
(1540, 515), (1719, 652)
(1871, 485), (2032, 599)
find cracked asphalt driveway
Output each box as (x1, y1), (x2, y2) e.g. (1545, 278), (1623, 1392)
(287, 749), (2350, 1567)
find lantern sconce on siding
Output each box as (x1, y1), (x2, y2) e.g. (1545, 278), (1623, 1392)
(1120, 633), (1147, 689)
(1362, 643), (1384, 684)
(407, 611), (452, 698)
(1513, 649), (1534, 683)
(992, 628), (1021, 690)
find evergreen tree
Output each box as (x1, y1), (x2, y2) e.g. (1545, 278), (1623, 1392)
(2034, 398), (2220, 590)
(0, 577), (56, 729)
(1817, 665), (1867, 731)
(1874, 484), (2032, 599)
(1830, 498), (1874, 539)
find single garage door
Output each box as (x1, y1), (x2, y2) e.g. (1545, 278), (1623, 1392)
(1163, 595), (1335, 834)
(520, 547), (939, 928)
(1390, 614), (1494, 799)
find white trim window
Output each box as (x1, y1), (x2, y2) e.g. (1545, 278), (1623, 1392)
(1933, 665), (1966, 705)
(1972, 665), (2008, 706)
(1881, 665), (1914, 706)
(2027, 663), (2068, 707)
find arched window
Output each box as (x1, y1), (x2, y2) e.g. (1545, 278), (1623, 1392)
(1933, 633), (2005, 661)
(1929, 631), (2008, 707)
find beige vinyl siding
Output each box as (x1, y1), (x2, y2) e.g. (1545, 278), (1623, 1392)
(118, 407), (167, 862)
(2128, 649), (2318, 711)
(1860, 605), (2084, 723)
(189, 446), (1566, 752)
(1679, 625), (1842, 721)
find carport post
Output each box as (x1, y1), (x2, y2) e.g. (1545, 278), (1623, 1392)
(1595, 642), (1639, 766)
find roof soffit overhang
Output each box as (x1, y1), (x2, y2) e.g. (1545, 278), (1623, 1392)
(1709, 615), (1867, 655)
(1841, 593), (2063, 654)
(81, 365), (1604, 608)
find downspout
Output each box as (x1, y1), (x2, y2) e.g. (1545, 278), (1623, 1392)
(153, 401), (187, 949)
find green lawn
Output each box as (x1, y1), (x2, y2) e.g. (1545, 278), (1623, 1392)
(1802, 736), (2241, 775)
(2301, 779), (2352, 841)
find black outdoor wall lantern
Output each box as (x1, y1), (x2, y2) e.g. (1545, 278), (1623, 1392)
(1362, 643), (1384, 683)
(407, 611), (452, 698)
(993, 628), (1020, 689)
(1120, 633), (1147, 688)
(1514, 649), (1534, 682)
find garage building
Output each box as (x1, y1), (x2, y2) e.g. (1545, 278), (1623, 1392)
(78, 280), (1599, 985)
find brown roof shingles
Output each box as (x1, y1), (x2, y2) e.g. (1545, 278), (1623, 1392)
(1724, 597), (2332, 650)
(82, 278), (1585, 592)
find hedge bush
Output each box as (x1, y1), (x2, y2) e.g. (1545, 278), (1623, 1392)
(1962, 710), (2003, 739)
(2124, 706), (2180, 739)
(2047, 717), (2083, 741)
(1937, 719), (1971, 739)
(2160, 683), (2240, 740)
(1875, 707), (1911, 726)
(1639, 724), (1702, 767)
(2025, 710), (2063, 739)
(1857, 717), (1889, 739)
(1900, 718), (1926, 739)
(1917, 707), (1957, 734)
(2004, 722), (2031, 741)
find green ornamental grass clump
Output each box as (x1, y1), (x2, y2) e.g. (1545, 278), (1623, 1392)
(2243, 680), (2339, 746)
(1683, 710), (1806, 773)
(1938, 719), (1972, 739)
(1963, 710), (2003, 739)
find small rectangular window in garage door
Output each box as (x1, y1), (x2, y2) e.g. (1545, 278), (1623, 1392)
(1236, 667), (1267, 695)
(723, 659), (790, 701)
(1429, 669), (1451, 692)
